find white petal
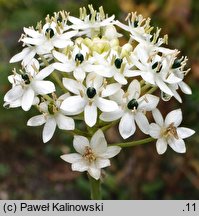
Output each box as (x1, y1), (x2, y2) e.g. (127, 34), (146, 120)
(100, 109), (123, 122)
(179, 81), (192, 94)
(68, 16), (84, 25)
(22, 49), (36, 66)
(4, 85), (23, 102)
(73, 68), (86, 81)
(165, 109), (182, 127)
(62, 78), (82, 94)
(156, 76), (173, 96)
(114, 72), (127, 85)
(138, 94), (159, 111)
(53, 50), (68, 63)
(60, 96), (86, 114)
(127, 79), (140, 100)
(23, 27), (41, 38)
(27, 114), (46, 126)
(88, 163), (101, 180)
(168, 138), (186, 153)
(100, 146), (121, 158)
(101, 83), (121, 97)
(55, 113), (75, 130)
(95, 97), (118, 112)
(60, 30), (78, 39)
(86, 73), (103, 89)
(119, 112), (135, 139)
(42, 118), (57, 143)
(152, 108), (164, 126)
(60, 153), (82, 163)
(10, 47), (30, 63)
(90, 130), (107, 155)
(109, 89), (125, 105)
(177, 127), (195, 139)
(22, 37), (43, 45)
(141, 71), (155, 85)
(35, 65), (54, 80)
(156, 138), (167, 154)
(84, 103), (97, 127)
(32, 80), (55, 95)
(53, 38), (73, 48)
(149, 123), (161, 139)
(95, 159), (110, 169)
(73, 135), (89, 154)
(72, 159), (89, 172)
(53, 62), (74, 72)
(135, 112), (149, 134)
(22, 87), (35, 111)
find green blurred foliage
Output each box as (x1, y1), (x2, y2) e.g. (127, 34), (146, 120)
(0, 0), (198, 199)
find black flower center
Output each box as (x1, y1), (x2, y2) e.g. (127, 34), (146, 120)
(114, 58), (123, 69)
(45, 28), (55, 38)
(127, 99), (138, 110)
(75, 53), (84, 63)
(134, 20), (139, 27)
(172, 59), (181, 69)
(57, 16), (62, 23)
(22, 74), (30, 84)
(152, 61), (162, 72)
(86, 87), (97, 99)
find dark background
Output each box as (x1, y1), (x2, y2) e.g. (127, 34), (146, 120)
(0, 0), (198, 199)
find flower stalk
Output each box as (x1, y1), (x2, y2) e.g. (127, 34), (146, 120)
(88, 174), (102, 200)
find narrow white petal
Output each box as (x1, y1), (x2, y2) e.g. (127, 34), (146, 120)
(156, 76), (173, 96)
(100, 109), (124, 122)
(22, 49), (36, 66)
(90, 130), (107, 155)
(86, 73), (103, 89)
(156, 138), (167, 154)
(141, 72), (155, 85)
(95, 158), (110, 169)
(168, 138), (186, 153)
(60, 153), (82, 163)
(73, 68), (86, 81)
(27, 114), (46, 126)
(73, 135), (89, 154)
(53, 39), (73, 48)
(114, 72), (127, 85)
(35, 65), (54, 80)
(22, 37), (43, 45)
(95, 97), (118, 112)
(4, 86), (23, 102)
(55, 113), (75, 130)
(53, 50), (68, 63)
(100, 146), (121, 158)
(22, 87), (35, 111)
(177, 127), (195, 139)
(42, 118), (57, 143)
(53, 62), (74, 72)
(135, 112), (149, 134)
(68, 16), (84, 25)
(152, 108), (164, 126)
(88, 163), (101, 180)
(119, 112), (135, 139)
(179, 81), (192, 94)
(149, 123), (161, 139)
(62, 78), (82, 94)
(138, 94), (159, 111)
(127, 79), (141, 100)
(23, 27), (41, 38)
(60, 96), (86, 114)
(165, 109), (182, 127)
(84, 103), (97, 127)
(72, 159), (89, 172)
(10, 47), (30, 63)
(101, 83), (121, 97)
(32, 80), (55, 95)
(60, 30), (78, 40)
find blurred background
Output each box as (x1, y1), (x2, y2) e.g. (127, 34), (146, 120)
(0, 0), (198, 199)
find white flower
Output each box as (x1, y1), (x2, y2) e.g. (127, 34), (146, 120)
(61, 129), (121, 180)
(53, 44), (99, 81)
(149, 109), (195, 154)
(100, 80), (159, 139)
(27, 94), (75, 143)
(4, 59), (55, 111)
(68, 5), (115, 37)
(60, 73), (120, 127)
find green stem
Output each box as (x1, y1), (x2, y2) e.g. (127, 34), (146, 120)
(114, 137), (155, 148)
(51, 72), (67, 92)
(101, 120), (119, 132)
(146, 86), (158, 94)
(141, 84), (152, 93)
(88, 174), (101, 200)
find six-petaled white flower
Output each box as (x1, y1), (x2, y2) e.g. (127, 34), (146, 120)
(61, 129), (121, 180)
(100, 80), (159, 139)
(149, 109), (195, 154)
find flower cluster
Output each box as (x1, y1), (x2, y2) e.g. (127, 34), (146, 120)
(4, 5), (195, 180)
